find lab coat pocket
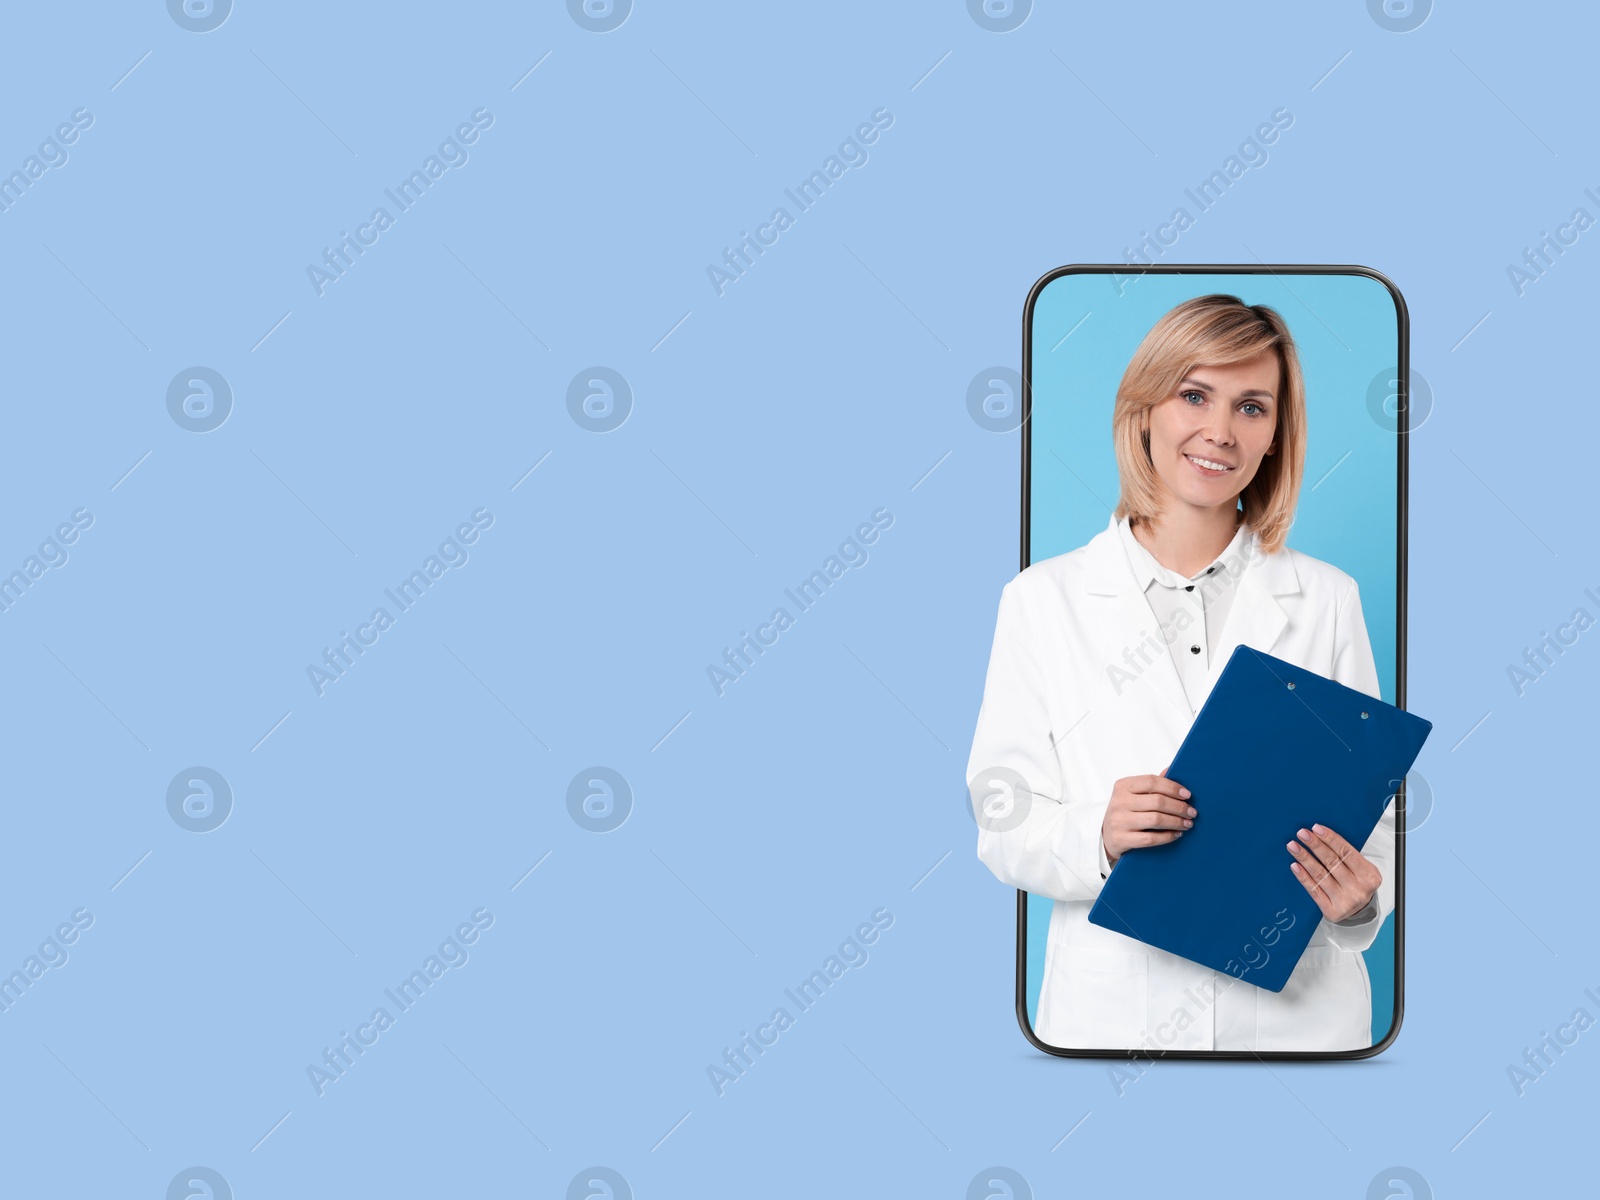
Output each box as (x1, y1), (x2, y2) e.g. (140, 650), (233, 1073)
(1042, 943), (1150, 1049)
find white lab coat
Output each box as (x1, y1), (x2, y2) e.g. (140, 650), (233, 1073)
(968, 514), (1395, 1052)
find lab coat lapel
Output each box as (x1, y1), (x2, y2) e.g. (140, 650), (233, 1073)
(1199, 562), (1291, 706)
(1083, 517), (1190, 720)
(1083, 515), (1298, 718)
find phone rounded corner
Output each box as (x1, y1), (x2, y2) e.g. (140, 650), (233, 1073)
(1345, 264), (1410, 333)
(1023, 263), (1097, 328)
(1362, 995), (1405, 1059)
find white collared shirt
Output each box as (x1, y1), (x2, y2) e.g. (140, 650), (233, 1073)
(1116, 512), (1251, 714)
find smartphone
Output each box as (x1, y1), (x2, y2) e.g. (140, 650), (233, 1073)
(972, 264), (1413, 1060)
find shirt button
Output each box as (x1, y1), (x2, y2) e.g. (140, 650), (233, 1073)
(1190, 644), (1201, 654)
(1185, 585), (1194, 591)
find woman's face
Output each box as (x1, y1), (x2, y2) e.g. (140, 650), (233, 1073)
(1141, 348), (1280, 514)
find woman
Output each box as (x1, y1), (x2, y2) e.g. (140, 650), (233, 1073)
(968, 293), (1395, 1053)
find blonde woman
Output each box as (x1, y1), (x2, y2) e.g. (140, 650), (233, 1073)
(968, 294), (1395, 1052)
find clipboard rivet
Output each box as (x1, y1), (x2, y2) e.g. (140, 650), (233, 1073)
(1360, 711), (1369, 719)
(1286, 681), (1295, 690)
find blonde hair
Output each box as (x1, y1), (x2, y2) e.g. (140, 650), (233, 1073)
(1111, 293), (1305, 556)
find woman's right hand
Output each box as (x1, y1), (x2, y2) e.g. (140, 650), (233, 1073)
(1101, 767), (1196, 866)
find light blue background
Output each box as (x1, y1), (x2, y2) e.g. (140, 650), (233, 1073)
(0, 2), (1590, 1197)
(1025, 270), (1403, 1046)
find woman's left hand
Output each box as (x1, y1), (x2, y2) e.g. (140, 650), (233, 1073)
(1287, 824), (1380, 922)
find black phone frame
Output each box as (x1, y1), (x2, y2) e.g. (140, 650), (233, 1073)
(1016, 262), (1412, 1062)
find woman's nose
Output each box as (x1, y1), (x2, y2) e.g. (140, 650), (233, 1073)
(1202, 411), (1234, 444)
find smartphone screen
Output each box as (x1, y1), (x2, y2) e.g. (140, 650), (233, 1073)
(976, 265), (1412, 1059)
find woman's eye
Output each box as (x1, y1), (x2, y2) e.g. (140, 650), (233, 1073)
(1181, 390), (1205, 404)
(1242, 402), (1264, 416)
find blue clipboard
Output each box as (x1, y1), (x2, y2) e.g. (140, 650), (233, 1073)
(1086, 644), (1432, 992)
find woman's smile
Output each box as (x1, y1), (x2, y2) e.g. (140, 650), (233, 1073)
(1184, 452), (1235, 477)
